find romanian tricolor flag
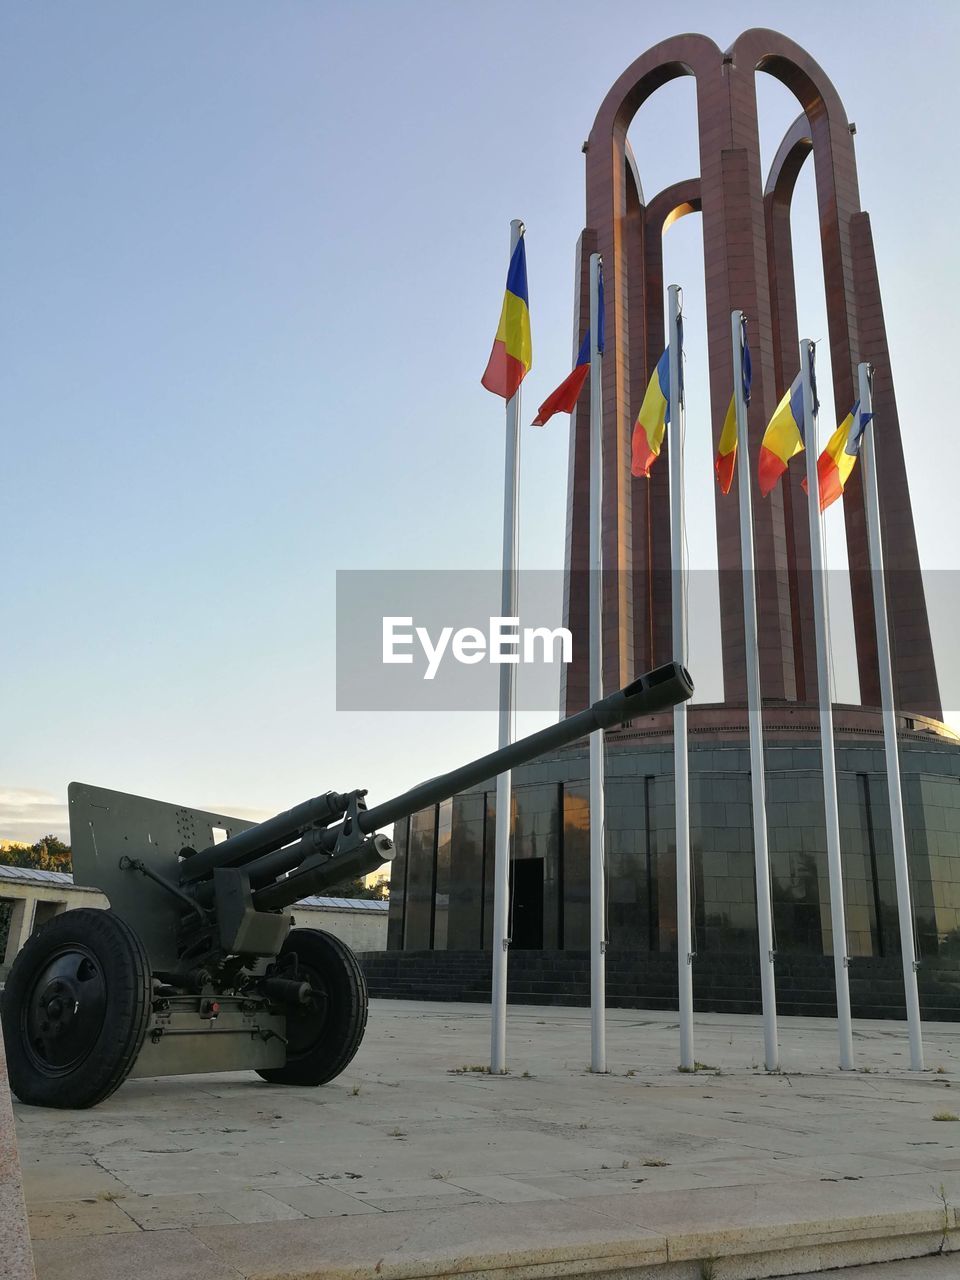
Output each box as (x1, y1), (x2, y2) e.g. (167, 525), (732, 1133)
(532, 333), (590, 426)
(631, 349), (670, 478)
(802, 401), (873, 511)
(532, 264), (604, 426)
(481, 236), (532, 399)
(757, 371), (805, 497)
(715, 331), (752, 495)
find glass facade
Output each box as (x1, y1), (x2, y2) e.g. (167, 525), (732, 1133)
(403, 805), (437, 949)
(562, 783), (589, 949)
(386, 734), (960, 961)
(447, 792), (485, 950)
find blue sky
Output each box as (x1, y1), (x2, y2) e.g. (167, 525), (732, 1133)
(2, 1), (958, 842)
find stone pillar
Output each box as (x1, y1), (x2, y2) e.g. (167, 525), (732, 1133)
(848, 212), (941, 720)
(3, 897), (36, 968)
(0, 1025), (36, 1280)
(560, 229), (598, 714)
(763, 115), (818, 704)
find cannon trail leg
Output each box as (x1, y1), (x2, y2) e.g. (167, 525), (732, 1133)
(257, 929), (367, 1086)
(1, 908), (151, 1109)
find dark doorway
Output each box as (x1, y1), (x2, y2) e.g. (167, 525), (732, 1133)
(510, 858), (544, 950)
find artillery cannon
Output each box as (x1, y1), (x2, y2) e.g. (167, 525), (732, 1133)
(1, 662), (692, 1108)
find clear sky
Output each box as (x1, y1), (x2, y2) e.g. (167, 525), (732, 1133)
(2, 1), (958, 844)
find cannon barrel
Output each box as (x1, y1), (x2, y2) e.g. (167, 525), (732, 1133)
(357, 661), (692, 833)
(250, 661), (692, 911)
(277, 831), (396, 899)
(180, 791), (353, 884)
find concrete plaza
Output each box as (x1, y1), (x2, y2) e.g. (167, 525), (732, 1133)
(13, 999), (960, 1279)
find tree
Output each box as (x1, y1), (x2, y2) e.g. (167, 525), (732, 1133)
(332, 874), (388, 901)
(0, 835), (72, 873)
(0, 836), (391, 897)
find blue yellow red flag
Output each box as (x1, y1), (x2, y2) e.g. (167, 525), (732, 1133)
(632, 349), (670, 478)
(532, 263), (603, 426)
(532, 333), (589, 426)
(758, 370), (805, 496)
(802, 401), (873, 510)
(716, 328), (752, 495)
(481, 236), (532, 399)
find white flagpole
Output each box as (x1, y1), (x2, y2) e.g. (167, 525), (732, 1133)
(490, 218), (523, 1075)
(588, 251), (606, 1073)
(731, 311), (779, 1071)
(858, 362), (924, 1071)
(669, 284), (694, 1070)
(800, 338), (855, 1070)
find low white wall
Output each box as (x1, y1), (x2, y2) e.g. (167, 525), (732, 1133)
(1, 869), (388, 977)
(0, 881), (107, 976)
(290, 903), (388, 952)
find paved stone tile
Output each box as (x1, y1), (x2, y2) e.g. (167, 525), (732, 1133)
(361, 1190), (494, 1212)
(589, 1175), (951, 1260)
(18, 1153), (105, 1170)
(446, 1173), (565, 1201)
(26, 1197), (141, 1240)
(117, 1192), (241, 1230)
(662, 1153), (873, 1188)
(267, 1183), (383, 1218)
(899, 1153), (960, 1172)
(346, 1173), (486, 1200)
(31, 1229), (244, 1280)
(193, 1197), (668, 1278)
(788, 1258), (960, 1279)
(518, 1169), (709, 1198)
(17, 1001), (960, 1276)
(339, 1173), (494, 1212)
(799, 1152), (926, 1180)
(204, 1189), (307, 1223)
(21, 1162), (129, 1203)
(92, 1153), (316, 1197)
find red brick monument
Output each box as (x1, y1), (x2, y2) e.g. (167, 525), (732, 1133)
(561, 28), (941, 725)
(378, 31), (960, 1010)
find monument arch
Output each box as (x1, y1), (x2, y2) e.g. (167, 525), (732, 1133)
(381, 33), (958, 1007)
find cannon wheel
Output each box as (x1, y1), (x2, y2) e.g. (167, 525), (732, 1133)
(257, 929), (368, 1087)
(1, 908), (151, 1110)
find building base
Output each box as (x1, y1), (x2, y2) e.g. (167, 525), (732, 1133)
(360, 948), (960, 1021)
(387, 705), (960, 966)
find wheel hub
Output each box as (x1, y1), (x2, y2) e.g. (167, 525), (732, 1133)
(284, 964), (329, 1056)
(23, 948), (107, 1072)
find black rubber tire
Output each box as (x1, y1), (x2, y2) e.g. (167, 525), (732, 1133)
(1, 908), (151, 1109)
(257, 929), (368, 1086)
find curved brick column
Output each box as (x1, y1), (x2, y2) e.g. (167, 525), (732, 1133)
(764, 112), (817, 704)
(563, 28), (941, 723)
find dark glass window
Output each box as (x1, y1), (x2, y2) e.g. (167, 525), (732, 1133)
(562, 782), (590, 949)
(404, 805), (438, 950)
(448, 792), (486, 949)
(386, 815), (409, 950)
(433, 799), (452, 951)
